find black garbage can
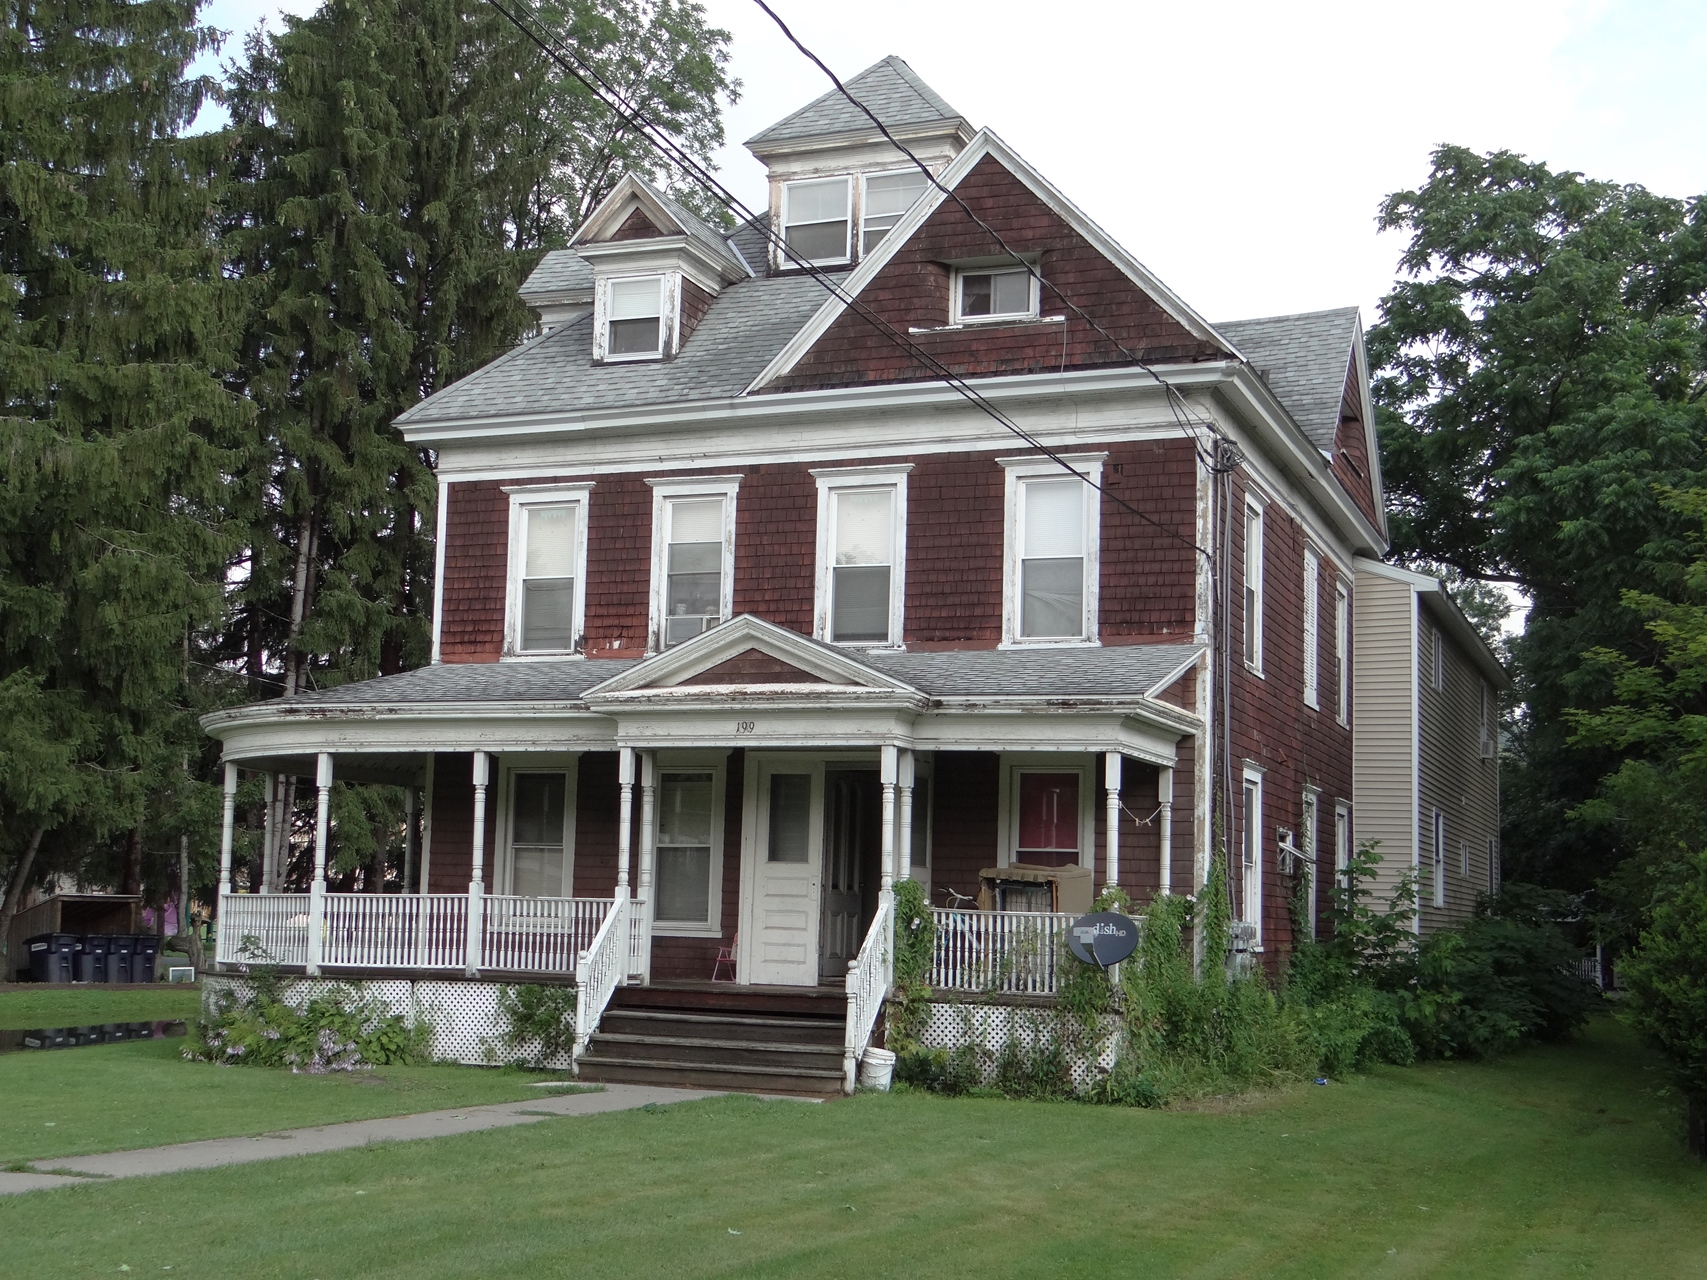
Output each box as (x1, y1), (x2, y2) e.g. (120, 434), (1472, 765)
(107, 934), (136, 984)
(75, 934), (110, 984)
(25, 933), (77, 984)
(132, 935), (161, 984)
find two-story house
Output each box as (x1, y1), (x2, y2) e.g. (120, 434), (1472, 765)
(202, 57), (1389, 1093)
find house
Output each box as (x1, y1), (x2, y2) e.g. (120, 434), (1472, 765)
(200, 57), (1391, 1093)
(1352, 560), (1508, 930)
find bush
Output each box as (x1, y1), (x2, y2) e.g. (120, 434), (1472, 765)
(191, 964), (431, 1072)
(494, 983), (577, 1066)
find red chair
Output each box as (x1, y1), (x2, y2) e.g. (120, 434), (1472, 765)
(712, 932), (738, 982)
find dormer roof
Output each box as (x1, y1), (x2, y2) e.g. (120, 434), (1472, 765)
(570, 173), (751, 287)
(745, 55), (973, 155)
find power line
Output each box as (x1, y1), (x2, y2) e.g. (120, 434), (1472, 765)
(485, 0), (1217, 560)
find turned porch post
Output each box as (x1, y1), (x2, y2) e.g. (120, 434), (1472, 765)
(402, 786), (417, 895)
(306, 753), (332, 976)
(879, 745), (898, 901)
(637, 751), (656, 983)
(897, 749), (915, 884)
(217, 762), (238, 897)
(465, 750), (490, 977)
(617, 747), (635, 899)
(1157, 765), (1175, 896)
(1104, 752), (1122, 896)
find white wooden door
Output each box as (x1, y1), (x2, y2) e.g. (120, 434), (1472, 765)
(745, 761), (824, 986)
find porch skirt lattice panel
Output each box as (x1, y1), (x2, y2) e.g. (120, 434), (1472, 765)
(917, 1001), (1120, 1094)
(201, 975), (574, 1070)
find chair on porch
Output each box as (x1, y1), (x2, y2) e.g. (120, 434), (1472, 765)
(712, 932), (738, 983)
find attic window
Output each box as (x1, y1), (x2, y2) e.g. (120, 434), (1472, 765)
(861, 170), (930, 255)
(955, 266), (1036, 323)
(782, 177), (850, 265)
(604, 275), (664, 360)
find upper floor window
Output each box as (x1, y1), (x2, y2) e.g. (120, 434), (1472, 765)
(812, 464), (911, 647)
(602, 274), (665, 361)
(1334, 582), (1350, 725)
(1431, 625), (1446, 691)
(1000, 455), (1103, 646)
(504, 484), (592, 657)
(860, 170), (930, 255)
(1303, 545), (1321, 709)
(1244, 500), (1265, 673)
(647, 476), (740, 650)
(782, 177), (850, 265)
(954, 265), (1037, 323)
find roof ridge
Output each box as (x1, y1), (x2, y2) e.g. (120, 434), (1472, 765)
(744, 54), (967, 147)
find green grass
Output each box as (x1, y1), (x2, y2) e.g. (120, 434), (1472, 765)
(4, 1016), (1705, 1278)
(0, 985), (204, 1028)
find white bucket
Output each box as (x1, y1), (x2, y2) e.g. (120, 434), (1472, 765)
(858, 1046), (896, 1091)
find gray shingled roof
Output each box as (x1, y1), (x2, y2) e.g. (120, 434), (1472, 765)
(519, 249), (594, 301)
(746, 56), (968, 147)
(727, 213), (769, 275)
(397, 272), (830, 425)
(279, 643), (1200, 708)
(1213, 308), (1360, 451)
(580, 174), (747, 281)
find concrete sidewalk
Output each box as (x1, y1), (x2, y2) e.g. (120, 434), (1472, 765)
(1, 1083), (722, 1195)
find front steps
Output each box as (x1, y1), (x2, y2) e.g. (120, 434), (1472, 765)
(577, 982), (848, 1097)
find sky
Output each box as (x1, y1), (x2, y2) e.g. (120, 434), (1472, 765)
(199, 0), (1707, 326)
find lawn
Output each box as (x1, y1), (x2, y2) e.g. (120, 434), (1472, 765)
(4, 1015), (1705, 1278)
(0, 984), (204, 1028)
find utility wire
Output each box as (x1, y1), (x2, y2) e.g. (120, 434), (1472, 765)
(486, 0), (1216, 560)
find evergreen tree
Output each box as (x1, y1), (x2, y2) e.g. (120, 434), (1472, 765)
(0, 0), (245, 958)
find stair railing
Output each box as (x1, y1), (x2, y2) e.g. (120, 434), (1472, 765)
(843, 894), (894, 1094)
(572, 895), (629, 1071)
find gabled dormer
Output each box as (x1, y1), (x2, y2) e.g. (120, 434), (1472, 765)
(570, 175), (751, 362)
(744, 56), (974, 274)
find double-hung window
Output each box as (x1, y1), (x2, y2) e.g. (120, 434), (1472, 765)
(1334, 583), (1350, 724)
(1303, 546), (1321, 708)
(601, 274), (666, 360)
(782, 177), (850, 265)
(954, 265), (1037, 323)
(861, 170), (930, 255)
(1241, 767), (1264, 942)
(653, 763), (723, 936)
(504, 484), (592, 657)
(813, 465), (910, 646)
(504, 764), (574, 897)
(1244, 500), (1265, 672)
(1001, 455), (1103, 646)
(647, 477), (740, 650)
(1000, 756), (1092, 879)
(1302, 789), (1320, 938)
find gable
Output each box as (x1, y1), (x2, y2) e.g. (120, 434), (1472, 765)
(611, 206), (665, 241)
(760, 155), (1229, 394)
(677, 648), (835, 686)
(1331, 357), (1382, 529)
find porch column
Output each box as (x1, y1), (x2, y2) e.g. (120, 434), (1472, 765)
(217, 762), (238, 896)
(1157, 766), (1175, 896)
(402, 786), (417, 894)
(260, 773), (275, 893)
(897, 749), (915, 883)
(465, 750), (489, 978)
(637, 751), (656, 982)
(879, 745), (898, 900)
(306, 752), (332, 976)
(1104, 752), (1122, 896)
(616, 747), (635, 898)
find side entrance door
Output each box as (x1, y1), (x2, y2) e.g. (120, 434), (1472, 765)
(743, 759), (825, 986)
(819, 769), (881, 982)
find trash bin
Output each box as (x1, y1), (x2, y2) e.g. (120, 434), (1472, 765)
(69, 1026), (103, 1047)
(75, 934), (110, 984)
(25, 933), (77, 984)
(132, 934), (161, 984)
(107, 934), (137, 984)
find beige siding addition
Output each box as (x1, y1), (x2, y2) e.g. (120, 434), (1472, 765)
(1352, 571), (1418, 914)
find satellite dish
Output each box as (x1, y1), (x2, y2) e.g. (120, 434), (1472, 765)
(1067, 912), (1140, 969)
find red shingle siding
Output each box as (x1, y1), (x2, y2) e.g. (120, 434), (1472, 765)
(679, 278), (716, 346)
(609, 206), (664, 241)
(584, 474), (654, 657)
(731, 465), (816, 633)
(1332, 359), (1381, 529)
(764, 156), (1228, 393)
(905, 454), (1005, 645)
(929, 752), (1000, 901)
(1100, 442), (1200, 641)
(680, 649), (830, 685)
(439, 483), (508, 662)
(425, 753), (495, 891)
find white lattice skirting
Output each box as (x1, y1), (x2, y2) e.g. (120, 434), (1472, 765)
(201, 975), (573, 1070)
(915, 1001), (1121, 1093)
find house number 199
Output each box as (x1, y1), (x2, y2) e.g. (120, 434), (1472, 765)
(735, 720), (756, 734)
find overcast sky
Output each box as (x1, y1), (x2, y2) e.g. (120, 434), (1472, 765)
(201, 0), (1707, 326)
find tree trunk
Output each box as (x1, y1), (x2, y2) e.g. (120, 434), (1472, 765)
(0, 827), (47, 978)
(283, 502), (317, 698)
(123, 827), (143, 897)
(1688, 1094), (1706, 1162)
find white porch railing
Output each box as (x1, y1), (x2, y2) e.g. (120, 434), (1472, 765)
(481, 896), (610, 975)
(627, 896), (651, 983)
(322, 893), (468, 970)
(929, 908), (1080, 996)
(572, 895), (629, 1068)
(217, 893), (311, 967)
(843, 895), (895, 1093)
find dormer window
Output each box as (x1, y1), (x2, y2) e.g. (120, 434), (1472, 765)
(603, 274), (665, 360)
(955, 266), (1037, 323)
(782, 177), (851, 265)
(861, 170), (930, 255)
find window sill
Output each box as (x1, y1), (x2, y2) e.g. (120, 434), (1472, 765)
(998, 637), (1100, 651)
(651, 923), (721, 939)
(500, 650), (584, 662)
(1244, 662), (1266, 680)
(911, 315), (1064, 335)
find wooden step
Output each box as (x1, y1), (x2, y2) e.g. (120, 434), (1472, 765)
(575, 1054), (846, 1097)
(612, 982), (845, 1019)
(598, 1009), (843, 1047)
(590, 1032), (842, 1072)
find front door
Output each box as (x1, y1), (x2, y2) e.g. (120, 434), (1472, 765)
(820, 769), (880, 982)
(744, 760), (824, 986)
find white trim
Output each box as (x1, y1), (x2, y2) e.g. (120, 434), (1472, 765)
(1242, 765), (1265, 945)
(650, 753), (727, 937)
(950, 263), (1040, 325)
(431, 475), (449, 664)
(1334, 580), (1350, 727)
(492, 754), (580, 897)
(646, 475), (742, 653)
(594, 272), (673, 363)
(779, 175), (852, 269)
(1301, 786), (1321, 939)
(502, 483), (594, 659)
(1244, 498), (1265, 675)
(812, 464), (912, 647)
(1302, 544), (1321, 709)
(1334, 799), (1351, 877)
(998, 453), (1105, 647)
(994, 753), (1097, 872)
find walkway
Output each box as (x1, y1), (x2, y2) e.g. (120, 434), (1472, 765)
(0, 1082), (731, 1196)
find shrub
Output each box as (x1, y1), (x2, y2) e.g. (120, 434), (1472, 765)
(191, 963), (431, 1072)
(494, 983), (577, 1066)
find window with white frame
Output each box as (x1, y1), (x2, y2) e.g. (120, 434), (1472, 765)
(1244, 501), (1265, 672)
(813, 466), (910, 646)
(602, 274), (666, 360)
(1335, 800), (1351, 887)
(1432, 808), (1446, 908)
(999, 758), (1092, 873)
(1334, 583), (1350, 724)
(648, 478), (739, 650)
(1001, 455), (1103, 645)
(1461, 840), (1470, 878)
(1303, 546), (1321, 709)
(653, 765), (722, 934)
(1241, 768), (1264, 941)
(504, 484), (592, 656)
(782, 177), (850, 264)
(954, 265), (1037, 323)
(504, 766), (574, 897)
(1302, 789), (1320, 938)
(860, 170), (930, 255)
